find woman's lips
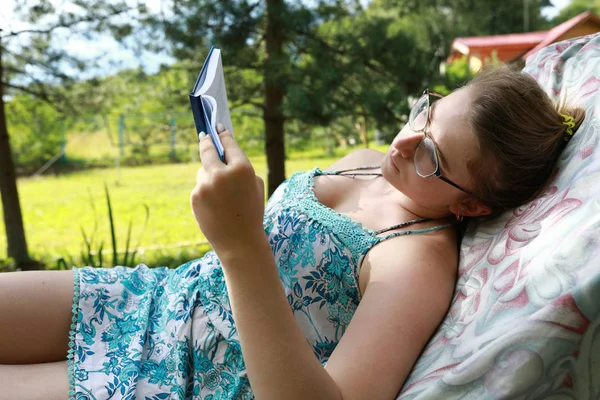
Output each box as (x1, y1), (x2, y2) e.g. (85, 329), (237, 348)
(390, 152), (400, 171)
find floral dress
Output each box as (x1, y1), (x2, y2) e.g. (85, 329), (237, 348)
(68, 166), (452, 400)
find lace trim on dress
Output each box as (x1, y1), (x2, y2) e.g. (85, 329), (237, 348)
(67, 267), (81, 400)
(279, 167), (379, 271)
(279, 166), (453, 266)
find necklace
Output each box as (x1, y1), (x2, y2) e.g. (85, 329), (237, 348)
(327, 164), (383, 178)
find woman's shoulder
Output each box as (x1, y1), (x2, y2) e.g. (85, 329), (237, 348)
(324, 148), (385, 172)
(360, 226), (458, 295)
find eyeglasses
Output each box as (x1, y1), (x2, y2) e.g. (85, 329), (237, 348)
(408, 89), (474, 197)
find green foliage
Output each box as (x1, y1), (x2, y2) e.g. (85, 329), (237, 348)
(284, 2), (453, 144)
(4, 0), (560, 173)
(0, 257), (18, 273)
(434, 55), (474, 95)
(3, 0), (149, 113)
(6, 95), (65, 172)
(552, 0), (600, 24)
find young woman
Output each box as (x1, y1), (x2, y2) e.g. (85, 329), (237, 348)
(0, 65), (585, 400)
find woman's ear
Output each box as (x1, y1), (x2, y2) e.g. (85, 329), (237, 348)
(449, 197), (492, 218)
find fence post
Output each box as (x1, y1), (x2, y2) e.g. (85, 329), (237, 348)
(118, 114), (125, 157)
(170, 116), (176, 160)
(60, 120), (67, 163)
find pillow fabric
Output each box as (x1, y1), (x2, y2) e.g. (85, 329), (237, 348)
(398, 33), (600, 399)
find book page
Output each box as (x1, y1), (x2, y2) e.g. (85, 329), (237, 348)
(201, 96), (225, 156)
(200, 50), (234, 136)
(192, 47), (215, 96)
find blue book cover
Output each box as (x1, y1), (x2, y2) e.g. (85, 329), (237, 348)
(189, 47), (234, 162)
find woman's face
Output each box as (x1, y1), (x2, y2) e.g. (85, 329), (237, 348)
(381, 87), (486, 217)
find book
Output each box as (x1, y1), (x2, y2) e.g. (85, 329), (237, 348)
(189, 47), (234, 162)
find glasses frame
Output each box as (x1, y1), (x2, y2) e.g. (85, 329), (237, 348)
(409, 88), (474, 197)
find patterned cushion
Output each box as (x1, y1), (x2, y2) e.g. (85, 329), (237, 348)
(398, 33), (600, 399)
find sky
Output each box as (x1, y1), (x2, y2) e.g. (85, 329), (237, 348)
(542, 0), (571, 18)
(0, 0), (573, 78)
(0, 0), (174, 78)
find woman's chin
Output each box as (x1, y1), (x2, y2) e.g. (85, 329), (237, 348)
(381, 158), (406, 193)
(383, 152), (401, 175)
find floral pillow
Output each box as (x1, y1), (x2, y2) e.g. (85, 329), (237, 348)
(398, 33), (600, 399)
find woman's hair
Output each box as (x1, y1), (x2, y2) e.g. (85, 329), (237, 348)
(464, 64), (585, 214)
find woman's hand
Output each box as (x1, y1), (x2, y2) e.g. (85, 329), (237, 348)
(191, 124), (267, 263)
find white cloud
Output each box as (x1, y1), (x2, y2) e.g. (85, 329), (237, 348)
(542, 0), (571, 19)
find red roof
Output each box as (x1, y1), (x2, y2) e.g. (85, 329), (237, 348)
(453, 31), (548, 50)
(449, 11), (600, 62)
(522, 11), (600, 60)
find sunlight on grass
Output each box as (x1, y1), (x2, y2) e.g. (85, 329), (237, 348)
(66, 130), (118, 160)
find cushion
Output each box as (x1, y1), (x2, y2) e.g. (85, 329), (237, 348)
(398, 33), (600, 399)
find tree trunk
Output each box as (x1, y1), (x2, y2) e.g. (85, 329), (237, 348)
(0, 42), (35, 270)
(331, 128), (348, 148)
(264, 0), (286, 197)
(355, 108), (369, 148)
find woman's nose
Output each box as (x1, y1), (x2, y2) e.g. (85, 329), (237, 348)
(393, 127), (423, 159)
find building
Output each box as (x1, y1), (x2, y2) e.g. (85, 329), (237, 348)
(447, 11), (600, 72)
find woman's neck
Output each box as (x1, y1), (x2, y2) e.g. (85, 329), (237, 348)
(375, 178), (454, 222)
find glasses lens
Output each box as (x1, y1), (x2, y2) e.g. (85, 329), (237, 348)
(414, 136), (438, 177)
(409, 94), (429, 131)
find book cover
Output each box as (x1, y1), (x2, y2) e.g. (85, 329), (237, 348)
(189, 47), (234, 162)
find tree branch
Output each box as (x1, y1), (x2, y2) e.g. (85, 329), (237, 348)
(293, 27), (400, 83)
(3, 79), (76, 115)
(3, 81), (53, 104)
(2, 47), (74, 82)
(231, 99), (265, 112)
(1, 6), (138, 39)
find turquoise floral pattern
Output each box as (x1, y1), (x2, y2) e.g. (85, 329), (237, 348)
(70, 166), (380, 399)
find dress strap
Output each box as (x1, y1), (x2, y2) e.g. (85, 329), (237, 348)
(374, 217), (431, 235)
(318, 165), (382, 177)
(379, 223), (453, 241)
(316, 164), (453, 239)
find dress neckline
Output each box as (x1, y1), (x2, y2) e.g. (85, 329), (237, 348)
(307, 166), (453, 240)
(309, 167), (381, 239)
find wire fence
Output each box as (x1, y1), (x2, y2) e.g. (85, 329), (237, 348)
(17, 108), (388, 177)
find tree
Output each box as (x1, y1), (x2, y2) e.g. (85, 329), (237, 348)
(157, 1), (362, 195)
(156, 0), (555, 197)
(0, 0), (147, 269)
(386, 0), (553, 35)
(552, 0), (600, 24)
(0, 37), (32, 269)
(156, 0), (440, 193)
(286, 4), (453, 146)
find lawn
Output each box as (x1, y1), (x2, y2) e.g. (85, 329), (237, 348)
(1, 144), (389, 269)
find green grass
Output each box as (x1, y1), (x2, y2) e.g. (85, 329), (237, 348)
(1, 144), (389, 269)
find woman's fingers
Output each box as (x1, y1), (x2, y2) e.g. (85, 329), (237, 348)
(218, 129), (250, 166)
(198, 131), (223, 170)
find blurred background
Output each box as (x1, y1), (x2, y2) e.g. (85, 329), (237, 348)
(1, 0), (599, 271)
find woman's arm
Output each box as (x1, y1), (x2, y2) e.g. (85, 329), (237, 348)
(324, 233), (457, 399)
(191, 128), (343, 399)
(220, 240), (343, 400)
(220, 228), (456, 400)
(191, 127), (456, 399)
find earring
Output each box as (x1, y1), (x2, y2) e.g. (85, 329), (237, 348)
(455, 213), (463, 222)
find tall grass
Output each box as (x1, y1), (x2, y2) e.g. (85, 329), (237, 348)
(55, 184), (150, 270)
